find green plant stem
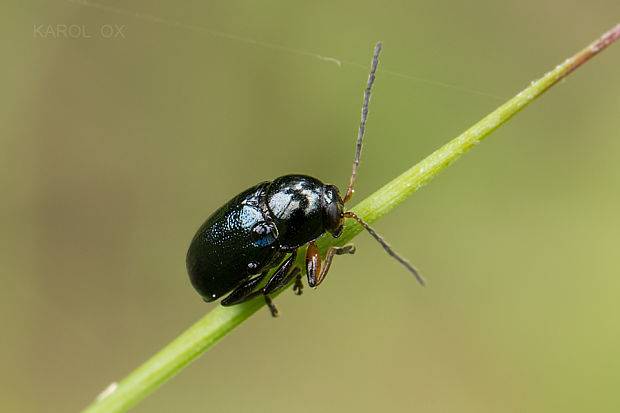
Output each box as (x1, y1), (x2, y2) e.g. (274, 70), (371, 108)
(82, 23), (620, 413)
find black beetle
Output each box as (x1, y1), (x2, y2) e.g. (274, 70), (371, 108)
(186, 43), (424, 316)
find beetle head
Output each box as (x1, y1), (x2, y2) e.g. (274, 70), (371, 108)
(322, 184), (345, 238)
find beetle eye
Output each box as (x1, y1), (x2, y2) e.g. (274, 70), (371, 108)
(324, 201), (344, 237)
(250, 222), (279, 247)
(322, 185), (344, 237)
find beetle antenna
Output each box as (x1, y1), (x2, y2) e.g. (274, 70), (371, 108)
(344, 211), (425, 286)
(343, 42), (382, 204)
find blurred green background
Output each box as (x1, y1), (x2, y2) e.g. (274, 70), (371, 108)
(3, 1), (620, 412)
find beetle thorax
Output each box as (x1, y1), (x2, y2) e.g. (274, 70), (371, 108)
(264, 175), (332, 249)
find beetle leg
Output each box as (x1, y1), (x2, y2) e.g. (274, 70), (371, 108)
(262, 249), (298, 294)
(225, 266), (301, 317)
(293, 271), (303, 295)
(263, 295), (279, 317)
(221, 271), (269, 307)
(265, 266), (301, 295)
(306, 243), (355, 288)
(222, 251), (300, 317)
(261, 266), (303, 317)
(305, 242), (321, 288)
(320, 245), (355, 286)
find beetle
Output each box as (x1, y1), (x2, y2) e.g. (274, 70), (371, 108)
(186, 43), (424, 317)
